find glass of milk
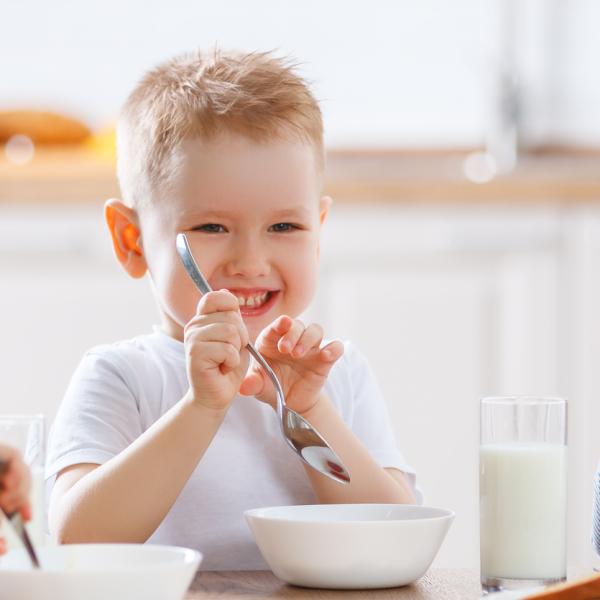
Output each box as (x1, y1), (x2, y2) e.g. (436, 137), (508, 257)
(0, 414), (45, 549)
(480, 397), (567, 593)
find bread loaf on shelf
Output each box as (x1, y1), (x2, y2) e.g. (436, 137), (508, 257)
(0, 110), (91, 144)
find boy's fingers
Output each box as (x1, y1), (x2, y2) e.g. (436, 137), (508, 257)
(197, 290), (240, 316)
(0, 472), (27, 498)
(291, 323), (324, 357)
(1, 493), (21, 514)
(276, 319), (305, 354)
(274, 314), (293, 331)
(1, 496), (32, 521)
(0, 447), (32, 519)
(220, 348), (241, 375)
(186, 306), (249, 348)
(188, 339), (240, 372)
(320, 340), (345, 362)
(195, 322), (244, 351)
(259, 315), (293, 344)
(7, 464), (26, 488)
(239, 369), (264, 397)
(0, 444), (19, 462)
(213, 341), (241, 369)
(0, 470), (14, 491)
(20, 502), (32, 522)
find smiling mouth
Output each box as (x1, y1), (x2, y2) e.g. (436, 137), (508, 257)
(229, 290), (279, 316)
(233, 291), (271, 308)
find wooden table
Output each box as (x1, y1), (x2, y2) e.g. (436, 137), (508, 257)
(186, 568), (593, 599)
(185, 569), (484, 599)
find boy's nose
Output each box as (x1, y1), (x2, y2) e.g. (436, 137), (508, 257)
(225, 243), (271, 279)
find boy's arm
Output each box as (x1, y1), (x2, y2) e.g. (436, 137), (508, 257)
(49, 395), (227, 543)
(300, 393), (416, 504)
(241, 317), (416, 505)
(50, 290), (250, 544)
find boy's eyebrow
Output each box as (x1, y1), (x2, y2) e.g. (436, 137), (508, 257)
(192, 206), (312, 219)
(272, 207), (312, 219)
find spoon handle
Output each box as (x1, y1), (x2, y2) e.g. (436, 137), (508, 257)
(245, 344), (286, 415)
(176, 235), (212, 295)
(176, 234), (286, 414)
(176, 233), (350, 483)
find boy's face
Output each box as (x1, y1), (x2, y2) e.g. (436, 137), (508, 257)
(138, 134), (328, 343)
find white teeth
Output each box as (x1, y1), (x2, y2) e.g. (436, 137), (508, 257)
(234, 292), (269, 308)
(257, 292), (268, 304)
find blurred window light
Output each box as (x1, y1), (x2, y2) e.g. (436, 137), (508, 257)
(5, 135), (35, 165)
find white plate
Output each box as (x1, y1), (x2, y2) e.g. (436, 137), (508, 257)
(0, 543), (201, 600)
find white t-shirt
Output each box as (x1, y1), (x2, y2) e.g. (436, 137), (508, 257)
(46, 329), (420, 570)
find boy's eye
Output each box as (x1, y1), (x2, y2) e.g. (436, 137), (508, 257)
(193, 224), (226, 233)
(269, 223), (298, 233)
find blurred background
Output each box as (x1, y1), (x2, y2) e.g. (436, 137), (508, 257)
(2, 0), (600, 571)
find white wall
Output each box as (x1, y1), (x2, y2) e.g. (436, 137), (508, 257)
(2, 0), (600, 147)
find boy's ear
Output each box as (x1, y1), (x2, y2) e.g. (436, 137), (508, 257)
(319, 195), (333, 226)
(104, 199), (147, 279)
(316, 196), (333, 261)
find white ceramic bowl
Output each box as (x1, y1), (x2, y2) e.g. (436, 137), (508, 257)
(0, 543), (201, 600)
(245, 504), (454, 589)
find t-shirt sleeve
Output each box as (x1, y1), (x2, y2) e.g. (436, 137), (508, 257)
(342, 342), (423, 503)
(45, 348), (144, 483)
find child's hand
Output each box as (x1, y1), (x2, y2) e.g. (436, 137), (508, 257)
(239, 315), (344, 414)
(0, 444), (32, 555)
(184, 290), (250, 411)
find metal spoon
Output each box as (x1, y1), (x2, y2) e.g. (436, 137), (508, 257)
(0, 460), (40, 568)
(176, 233), (350, 484)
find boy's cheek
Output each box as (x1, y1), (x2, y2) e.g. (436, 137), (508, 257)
(157, 273), (200, 330)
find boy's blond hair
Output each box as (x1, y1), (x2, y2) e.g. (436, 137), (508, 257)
(117, 49), (324, 208)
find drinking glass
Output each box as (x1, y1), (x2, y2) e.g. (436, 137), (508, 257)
(480, 397), (567, 593)
(0, 414), (45, 548)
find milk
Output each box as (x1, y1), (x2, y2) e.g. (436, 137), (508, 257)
(1, 466), (45, 551)
(480, 443), (567, 581)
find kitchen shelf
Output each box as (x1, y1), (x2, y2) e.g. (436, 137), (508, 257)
(1, 147), (600, 204)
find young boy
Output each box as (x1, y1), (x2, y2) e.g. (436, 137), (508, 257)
(46, 50), (420, 570)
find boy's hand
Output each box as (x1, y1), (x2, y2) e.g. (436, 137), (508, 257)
(0, 445), (32, 555)
(239, 315), (344, 414)
(184, 290), (250, 411)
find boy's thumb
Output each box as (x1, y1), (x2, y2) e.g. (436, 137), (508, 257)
(239, 368), (264, 397)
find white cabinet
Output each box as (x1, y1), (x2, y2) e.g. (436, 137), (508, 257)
(1, 200), (598, 569)
(0, 204), (158, 422)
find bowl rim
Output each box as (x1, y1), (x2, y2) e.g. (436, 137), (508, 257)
(244, 503), (455, 525)
(0, 543), (203, 575)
